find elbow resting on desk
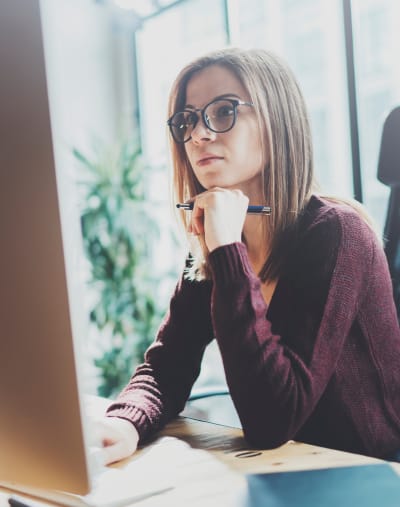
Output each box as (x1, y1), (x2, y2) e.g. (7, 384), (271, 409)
(241, 424), (290, 450)
(228, 380), (315, 450)
(232, 386), (315, 450)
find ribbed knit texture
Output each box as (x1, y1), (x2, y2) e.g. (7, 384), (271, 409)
(107, 195), (400, 459)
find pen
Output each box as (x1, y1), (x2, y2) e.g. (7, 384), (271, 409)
(176, 203), (272, 215)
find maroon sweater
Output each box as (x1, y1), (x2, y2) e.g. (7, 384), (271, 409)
(107, 195), (400, 459)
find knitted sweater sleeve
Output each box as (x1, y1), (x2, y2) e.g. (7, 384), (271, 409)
(105, 274), (213, 442)
(208, 205), (376, 448)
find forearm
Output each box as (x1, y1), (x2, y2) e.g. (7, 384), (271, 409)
(107, 274), (213, 443)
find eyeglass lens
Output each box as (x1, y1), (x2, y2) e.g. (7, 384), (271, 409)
(170, 99), (236, 143)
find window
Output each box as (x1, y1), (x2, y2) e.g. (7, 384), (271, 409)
(129, 0), (400, 411)
(352, 0), (400, 228)
(135, 0), (227, 284)
(234, 0), (353, 198)
(136, 0), (226, 171)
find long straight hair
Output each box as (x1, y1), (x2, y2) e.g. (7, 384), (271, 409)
(168, 48), (316, 281)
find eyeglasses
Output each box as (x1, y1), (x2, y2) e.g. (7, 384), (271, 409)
(167, 97), (253, 144)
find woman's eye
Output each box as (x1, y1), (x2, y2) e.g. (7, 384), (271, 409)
(178, 112), (197, 127)
(186, 112), (198, 125)
(217, 105), (234, 117)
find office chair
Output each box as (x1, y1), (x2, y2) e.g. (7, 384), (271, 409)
(188, 385), (230, 401)
(377, 106), (400, 318)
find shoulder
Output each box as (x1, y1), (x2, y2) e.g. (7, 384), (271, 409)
(301, 194), (379, 247)
(291, 195), (380, 282)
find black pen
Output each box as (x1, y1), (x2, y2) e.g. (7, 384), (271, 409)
(176, 203), (272, 215)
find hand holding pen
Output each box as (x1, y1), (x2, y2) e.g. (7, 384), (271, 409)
(177, 188), (271, 252)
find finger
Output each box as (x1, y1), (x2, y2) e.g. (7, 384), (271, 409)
(191, 201), (205, 235)
(184, 191), (206, 205)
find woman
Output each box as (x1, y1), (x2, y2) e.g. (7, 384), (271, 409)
(95, 48), (400, 464)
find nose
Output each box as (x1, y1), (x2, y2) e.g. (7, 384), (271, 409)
(190, 116), (216, 144)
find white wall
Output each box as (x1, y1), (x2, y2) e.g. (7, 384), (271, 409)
(40, 0), (119, 152)
(40, 0), (135, 393)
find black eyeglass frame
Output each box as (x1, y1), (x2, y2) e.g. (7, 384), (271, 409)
(167, 98), (253, 144)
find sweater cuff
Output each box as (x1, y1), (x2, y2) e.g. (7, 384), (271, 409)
(106, 404), (150, 442)
(208, 242), (256, 284)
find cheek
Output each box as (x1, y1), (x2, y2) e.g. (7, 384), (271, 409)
(248, 129), (265, 169)
(237, 132), (263, 166)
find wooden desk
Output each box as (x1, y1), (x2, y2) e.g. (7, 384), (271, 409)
(158, 416), (384, 473)
(0, 416), (398, 507)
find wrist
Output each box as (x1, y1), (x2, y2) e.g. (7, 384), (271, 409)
(110, 416), (139, 443)
(208, 238), (242, 253)
(209, 242), (255, 282)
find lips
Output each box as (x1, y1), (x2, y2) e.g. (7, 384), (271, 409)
(196, 154), (224, 166)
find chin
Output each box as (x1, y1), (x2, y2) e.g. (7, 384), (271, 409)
(199, 177), (237, 190)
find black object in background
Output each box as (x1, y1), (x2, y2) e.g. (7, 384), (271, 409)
(377, 106), (400, 319)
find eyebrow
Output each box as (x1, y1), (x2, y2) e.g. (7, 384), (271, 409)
(185, 93), (241, 110)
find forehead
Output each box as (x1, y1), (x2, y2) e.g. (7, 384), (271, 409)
(185, 64), (248, 107)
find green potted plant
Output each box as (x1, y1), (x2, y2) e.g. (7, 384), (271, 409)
(74, 140), (163, 398)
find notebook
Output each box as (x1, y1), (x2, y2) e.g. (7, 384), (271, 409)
(0, 0), (172, 505)
(243, 463), (400, 507)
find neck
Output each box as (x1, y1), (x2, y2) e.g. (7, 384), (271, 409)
(243, 215), (270, 266)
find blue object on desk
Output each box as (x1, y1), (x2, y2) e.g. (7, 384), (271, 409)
(243, 463), (400, 507)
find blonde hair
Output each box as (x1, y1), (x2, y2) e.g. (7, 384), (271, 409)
(168, 48), (315, 280)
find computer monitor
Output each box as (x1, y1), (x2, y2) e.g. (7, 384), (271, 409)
(0, 0), (91, 495)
